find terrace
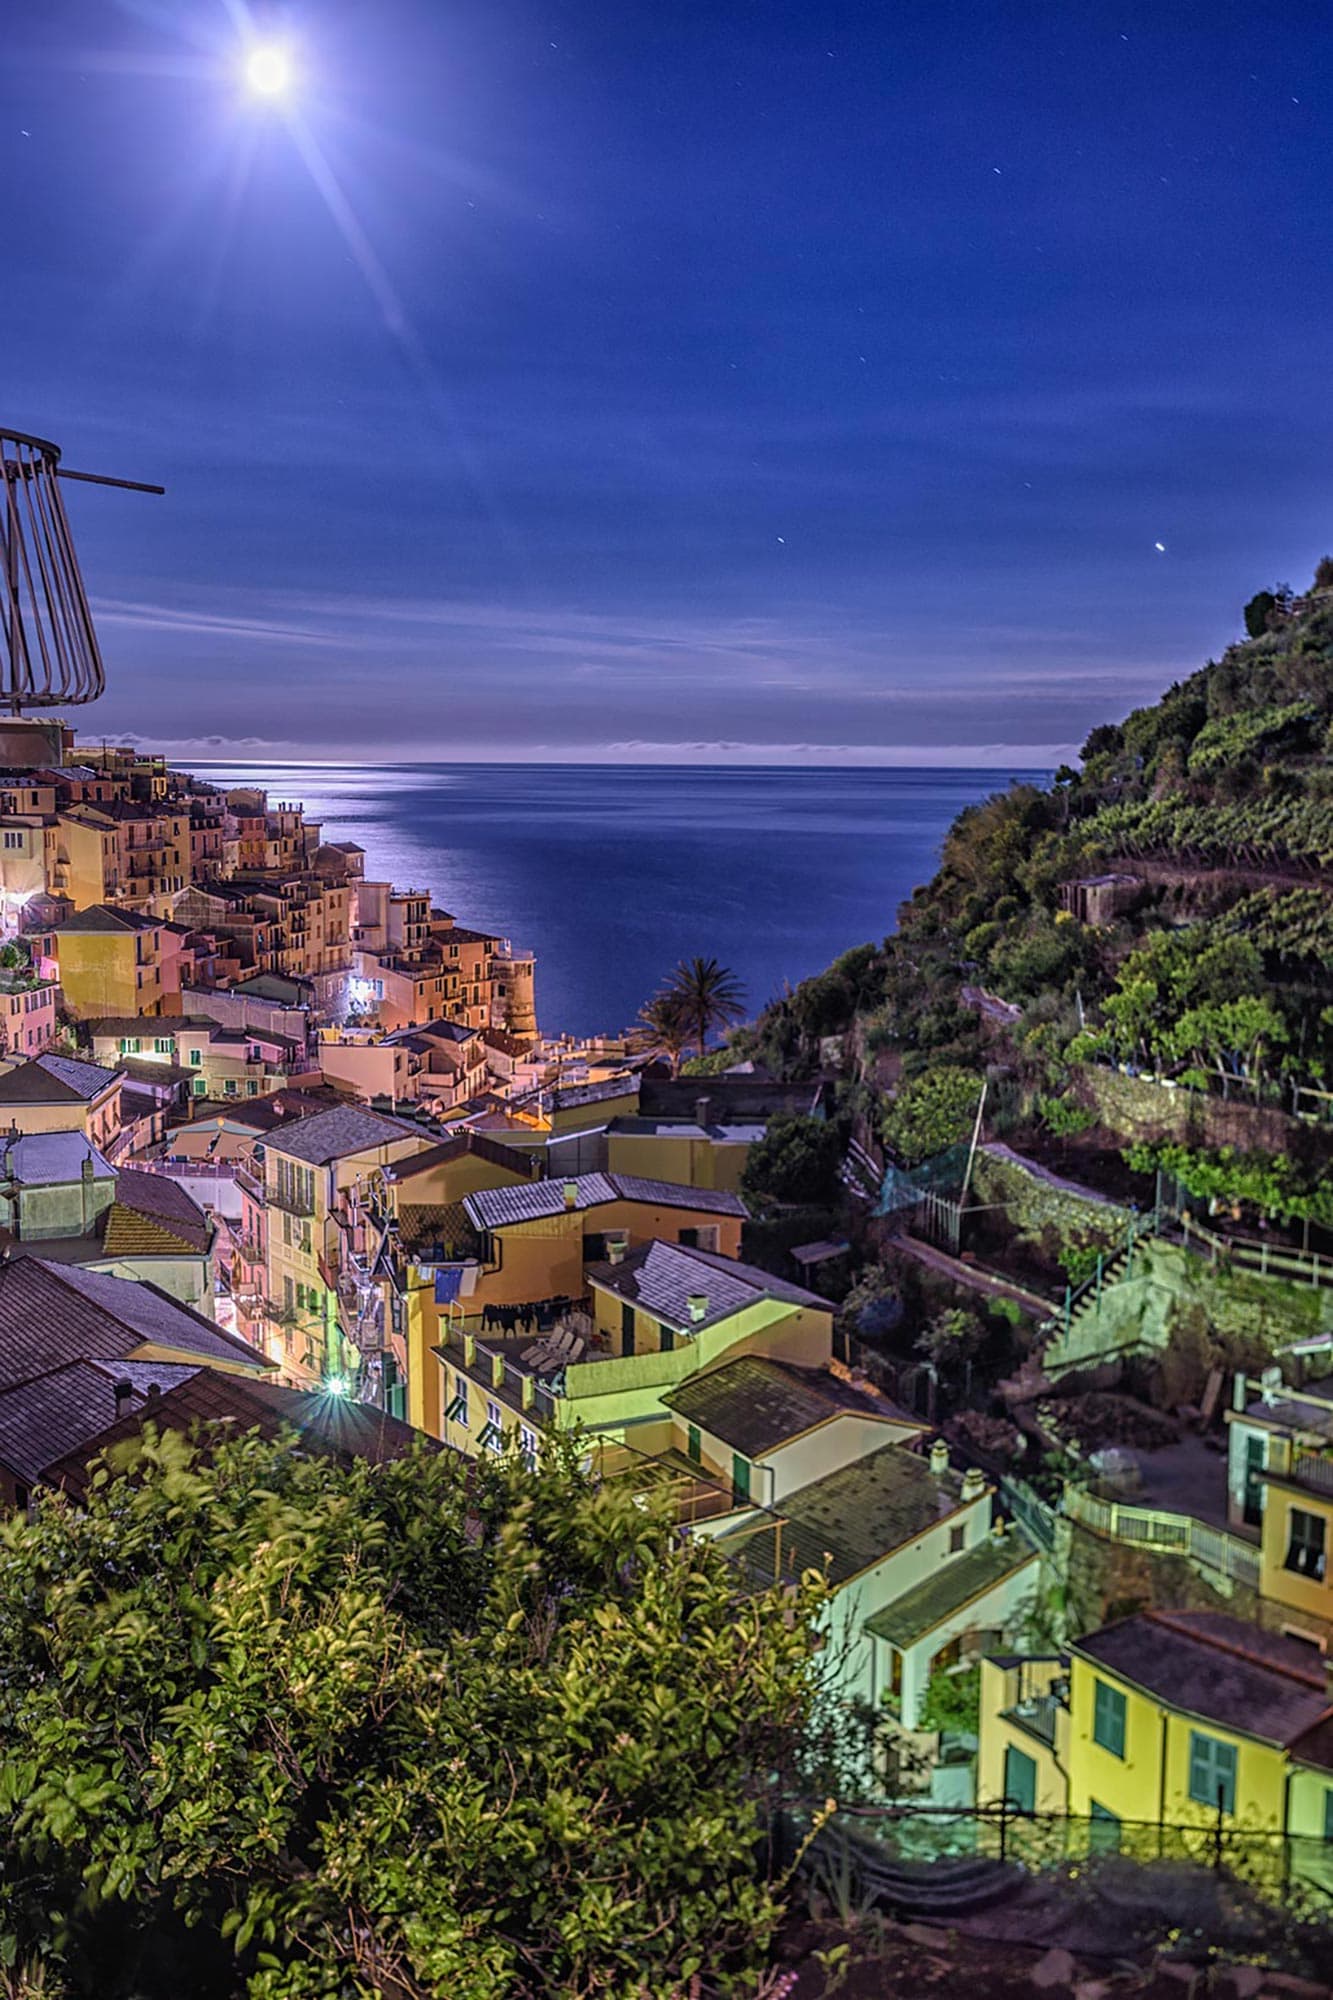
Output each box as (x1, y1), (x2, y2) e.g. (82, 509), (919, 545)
(435, 1311), (595, 1427)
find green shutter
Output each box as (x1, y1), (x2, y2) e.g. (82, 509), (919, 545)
(620, 1302), (636, 1356)
(1188, 1731), (1237, 1814)
(1092, 1679), (1126, 1759)
(731, 1454), (750, 1505)
(686, 1425), (701, 1466)
(1003, 1745), (1036, 1813)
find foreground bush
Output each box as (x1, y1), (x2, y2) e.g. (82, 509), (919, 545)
(0, 1427), (824, 2000)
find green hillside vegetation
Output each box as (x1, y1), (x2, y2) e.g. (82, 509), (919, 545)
(727, 570), (1333, 1284)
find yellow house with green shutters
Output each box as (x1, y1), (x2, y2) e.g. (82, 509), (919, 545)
(431, 1236), (833, 1460)
(978, 1610), (1333, 1882)
(1225, 1370), (1333, 1649)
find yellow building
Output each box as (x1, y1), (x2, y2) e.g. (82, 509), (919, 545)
(1226, 1369), (1333, 1647)
(604, 1112), (761, 1194)
(46, 905), (178, 1019)
(235, 1103), (429, 1385)
(0, 1054), (123, 1153)
(979, 1611), (1333, 1869)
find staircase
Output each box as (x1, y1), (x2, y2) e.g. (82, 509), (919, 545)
(841, 1136), (883, 1203)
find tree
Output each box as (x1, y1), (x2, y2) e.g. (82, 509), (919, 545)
(634, 988), (692, 1075)
(739, 1114), (843, 1210)
(661, 956), (746, 1062)
(880, 1066), (982, 1166)
(1243, 589), (1277, 639)
(0, 1426), (825, 2000)
(1314, 555), (1333, 591)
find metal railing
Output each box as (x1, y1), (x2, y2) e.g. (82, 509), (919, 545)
(1291, 1452), (1333, 1496)
(1065, 1485), (1261, 1588)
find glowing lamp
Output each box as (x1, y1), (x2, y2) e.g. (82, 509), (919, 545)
(245, 44), (293, 99)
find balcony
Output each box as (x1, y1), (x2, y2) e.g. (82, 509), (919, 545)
(1000, 1694), (1064, 1749)
(234, 1163), (265, 1201)
(268, 1182), (316, 1219)
(1291, 1453), (1333, 1497)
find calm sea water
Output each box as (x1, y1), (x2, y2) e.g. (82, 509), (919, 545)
(193, 764), (1046, 1037)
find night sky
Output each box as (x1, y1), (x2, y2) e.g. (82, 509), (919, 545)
(4, 2), (1331, 762)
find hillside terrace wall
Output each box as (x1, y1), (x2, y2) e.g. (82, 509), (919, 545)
(1073, 1064), (1320, 1159)
(971, 1145), (1131, 1258)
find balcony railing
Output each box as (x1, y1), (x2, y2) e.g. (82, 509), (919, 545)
(1291, 1453), (1333, 1496)
(234, 1163), (265, 1201)
(1065, 1486), (1261, 1589)
(268, 1183), (316, 1218)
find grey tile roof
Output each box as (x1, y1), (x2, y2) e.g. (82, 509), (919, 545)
(664, 1357), (912, 1456)
(0, 1259), (271, 1388)
(42, 1370), (435, 1496)
(2, 1131), (115, 1186)
(0, 1055), (118, 1106)
(864, 1535), (1038, 1649)
(38, 1053), (121, 1100)
(54, 904), (162, 934)
(1073, 1612), (1332, 1748)
(716, 1443), (965, 1592)
(264, 1105), (424, 1165)
(584, 1239), (831, 1333)
(464, 1173), (746, 1231)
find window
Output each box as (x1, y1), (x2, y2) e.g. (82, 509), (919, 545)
(519, 1425), (537, 1468)
(118, 1036), (142, 1055)
(1188, 1731), (1237, 1814)
(153, 1036), (172, 1054)
(192, 1077), (206, 1096)
(948, 1525), (966, 1554)
(188, 1046), (202, 1065)
(283, 1276), (294, 1314)
(2, 830), (22, 850)
(445, 1375), (469, 1428)
(686, 1424), (701, 1466)
(731, 1454), (751, 1505)
(1092, 1679), (1127, 1760)
(1285, 1507), (1327, 1582)
(1003, 1745), (1036, 1813)
(620, 1301), (636, 1357)
(658, 1321), (675, 1353)
(481, 1399), (504, 1454)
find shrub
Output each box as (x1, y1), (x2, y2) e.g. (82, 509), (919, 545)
(0, 1427), (825, 2000)
(881, 1066), (982, 1166)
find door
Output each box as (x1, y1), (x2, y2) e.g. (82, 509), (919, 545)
(731, 1454), (751, 1506)
(1003, 1745), (1037, 1814)
(620, 1302), (636, 1356)
(1243, 1434), (1266, 1527)
(686, 1425), (701, 1466)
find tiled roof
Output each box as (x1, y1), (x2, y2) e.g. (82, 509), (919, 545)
(664, 1357), (913, 1456)
(0, 1259), (271, 1389)
(550, 1076), (640, 1112)
(263, 1105), (424, 1165)
(716, 1443), (965, 1593)
(385, 1132), (538, 1183)
(55, 904), (163, 934)
(38, 1053), (121, 1099)
(86, 1017), (213, 1037)
(1, 1131), (115, 1186)
(102, 1168), (213, 1258)
(0, 1359), (159, 1484)
(43, 1371), (433, 1496)
(640, 1077), (827, 1122)
(584, 1240), (830, 1333)
(464, 1173), (746, 1231)
(1073, 1612), (1333, 1748)
(864, 1535), (1038, 1649)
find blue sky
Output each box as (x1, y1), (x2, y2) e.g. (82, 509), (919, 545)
(5, 0), (1333, 761)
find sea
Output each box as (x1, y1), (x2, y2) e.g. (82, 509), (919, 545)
(192, 763), (1048, 1039)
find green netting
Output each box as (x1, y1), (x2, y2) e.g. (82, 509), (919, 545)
(876, 1143), (970, 1215)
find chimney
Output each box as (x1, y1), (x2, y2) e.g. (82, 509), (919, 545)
(929, 1440), (950, 1479)
(961, 1466), (986, 1504)
(687, 1292), (708, 1324)
(607, 1234), (627, 1266)
(694, 1095), (711, 1128)
(113, 1378), (134, 1416)
(562, 1179), (579, 1211)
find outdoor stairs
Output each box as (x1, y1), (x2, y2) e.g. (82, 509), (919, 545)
(811, 1824), (1022, 1917)
(1057, 1243), (1134, 1339)
(841, 1137), (882, 1204)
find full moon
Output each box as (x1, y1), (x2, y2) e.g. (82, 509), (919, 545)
(245, 45), (293, 98)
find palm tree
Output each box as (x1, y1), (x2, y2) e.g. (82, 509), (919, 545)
(635, 990), (692, 1076)
(662, 956), (746, 1064)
